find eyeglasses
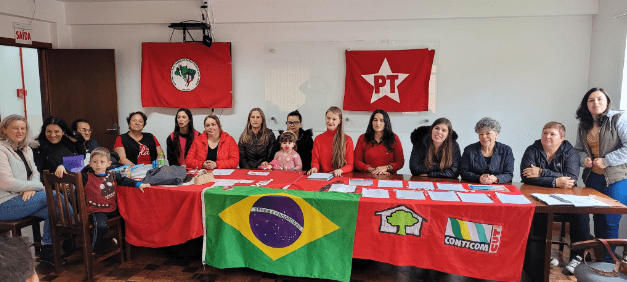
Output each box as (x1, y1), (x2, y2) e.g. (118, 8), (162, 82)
(286, 121), (300, 126)
(79, 129), (92, 133)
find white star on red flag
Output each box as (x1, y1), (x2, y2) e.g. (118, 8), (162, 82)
(361, 58), (409, 103)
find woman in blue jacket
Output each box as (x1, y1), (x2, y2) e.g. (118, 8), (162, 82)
(460, 117), (514, 183)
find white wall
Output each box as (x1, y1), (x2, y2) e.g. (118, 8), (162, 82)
(66, 0), (596, 180)
(0, 0), (71, 48)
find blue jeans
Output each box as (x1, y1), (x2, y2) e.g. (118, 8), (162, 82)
(585, 172), (627, 261)
(0, 191), (51, 244)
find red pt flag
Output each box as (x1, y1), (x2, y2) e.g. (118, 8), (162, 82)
(141, 42), (232, 108)
(344, 49), (435, 112)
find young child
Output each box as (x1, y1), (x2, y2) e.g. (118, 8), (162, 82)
(265, 131), (302, 171)
(81, 147), (150, 254)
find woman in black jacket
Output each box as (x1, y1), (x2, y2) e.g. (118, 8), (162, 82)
(460, 117), (514, 183)
(409, 118), (461, 178)
(271, 110), (314, 171)
(238, 108), (276, 169)
(35, 116), (86, 178)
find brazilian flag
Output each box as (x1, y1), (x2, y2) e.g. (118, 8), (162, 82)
(202, 186), (360, 281)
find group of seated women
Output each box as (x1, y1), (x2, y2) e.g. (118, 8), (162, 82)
(1, 88), (626, 265)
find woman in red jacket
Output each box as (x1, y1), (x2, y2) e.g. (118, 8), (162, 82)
(185, 115), (239, 169)
(307, 106), (354, 177)
(354, 109), (404, 175)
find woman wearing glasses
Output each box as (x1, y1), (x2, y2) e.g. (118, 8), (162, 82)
(72, 119), (99, 153)
(272, 110), (314, 171)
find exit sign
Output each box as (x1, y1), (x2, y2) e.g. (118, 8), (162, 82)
(13, 23), (32, 45)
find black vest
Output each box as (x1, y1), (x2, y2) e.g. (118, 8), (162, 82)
(120, 132), (158, 164)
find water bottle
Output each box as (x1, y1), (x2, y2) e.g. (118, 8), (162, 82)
(157, 153), (165, 167)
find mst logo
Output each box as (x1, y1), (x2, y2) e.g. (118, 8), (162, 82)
(444, 217), (502, 253)
(374, 205), (427, 237)
(171, 58), (200, 91)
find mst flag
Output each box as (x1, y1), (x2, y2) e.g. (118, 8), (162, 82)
(202, 186), (360, 282)
(344, 49), (435, 112)
(141, 42), (232, 108)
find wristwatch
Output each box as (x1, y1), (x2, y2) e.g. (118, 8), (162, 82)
(386, 165), (393, 171)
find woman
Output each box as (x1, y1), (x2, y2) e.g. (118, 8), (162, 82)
(308, 106), (354, 177)
(186, 115), (239, 169)
(114, 111), (163, 165)
(272, 110), (314, 171)
(166, 108), (200, 166)
(0, 115), (55, 264)
(574, 88), (627, 257)
(238, 108), (276, 169)
(460, 117), (514, 184)
(354, 109), (404, 175)
(409, 118), (461, 178)
(35, 116), (85, 178)
(72, 119), (99, 152)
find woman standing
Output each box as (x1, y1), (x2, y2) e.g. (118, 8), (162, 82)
(308, 106), (354, 177)
(0, 115), (55, 263)
(166, 108), (200, 166)
(238, 108), (276, 169)
(114, 111), (163, 165)
(354, 109), (404, 175)
(574, 88), (627, 257)
(409, 118), (461, 178)
(460, 117), (514, 184)
(186, 115), (239, 169)
(35, 117), (85, 178)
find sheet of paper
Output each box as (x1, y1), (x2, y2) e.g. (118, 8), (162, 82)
(212, 169), (235, 176)
(551, 194), (610, 207)
(209, 179), (254, 188)
(307, 173), (334, 180)
(349, 179), (374, 187)
(395, 190), (426, 200)
(436, 183), (466, 191)
(329, 184), (357, 193)
(248, 171), (270, 176)
(408, 181), (435, 190)
(428, 191), (460, 202)
(531, 193), (569, 205)
(495, 193), (532, 205)
(377, 180), (403, 188)
(457, 192), (493, 204)
(362, 188), (390, 198)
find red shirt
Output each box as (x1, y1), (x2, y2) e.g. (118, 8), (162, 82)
(114, 135), (161, 165)
(353, 134), (404, 173)
(311, 129), (354, 173)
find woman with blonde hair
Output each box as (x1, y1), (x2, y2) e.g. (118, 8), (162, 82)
(186, 115), (239, 169)
(238, 108), (276, 169)
(308, 106), (354, 177)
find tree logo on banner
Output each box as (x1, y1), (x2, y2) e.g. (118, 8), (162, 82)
(374, 205), (427, 237)
(171, 58), (201, 91)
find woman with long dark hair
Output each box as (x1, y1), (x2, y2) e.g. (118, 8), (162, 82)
(166, 108), (200, 166)
(574, 87), (627, 262)
(238, 108), (276, 169)
(308, 106), (354, 177)
(35, 116), (85, 178)
(409, 118), (461, 178)
(354, 109), (404, 175)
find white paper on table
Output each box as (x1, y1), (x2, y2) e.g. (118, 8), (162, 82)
(307, 173), (334, 180)
(329, 184), (357, 193)
(436, 183), (466, 191)
(377, 180), (403, 188)
(408, 181), (435, 190)
(247, 171), (270, 176)
(457, 192), (493, 204)
(395, 190), (426, 200)
(209, 179), (254, 188)
(428, 191), (460, 202)
(212, 169), (235, 175)
(362, 188), (390, 198)
(349, 179), (374, 187)
(551, 194), (610, 207)
(495, 193), (532, 205)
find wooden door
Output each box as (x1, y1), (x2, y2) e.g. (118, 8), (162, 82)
(42, 49), (119, 150)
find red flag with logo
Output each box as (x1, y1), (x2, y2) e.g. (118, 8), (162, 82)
(343, 49), (434, 112)
(141, 42), (232, 108)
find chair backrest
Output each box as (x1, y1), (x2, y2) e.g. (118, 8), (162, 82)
(43, 171), (89, 233)
(572, 239), (627, 262)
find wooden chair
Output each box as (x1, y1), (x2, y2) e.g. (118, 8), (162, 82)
(571, 239), (627, 281)
(0, 216), (43, 255)
(43, 170), (125, 281)
(551, 215), (568, 251)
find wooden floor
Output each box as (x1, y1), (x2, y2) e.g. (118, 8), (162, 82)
(34, 226), (577, 282)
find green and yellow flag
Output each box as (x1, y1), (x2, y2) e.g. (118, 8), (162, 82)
(202, 186), (360, 281)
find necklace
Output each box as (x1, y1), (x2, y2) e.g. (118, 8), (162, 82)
(587, 128), (600, 142)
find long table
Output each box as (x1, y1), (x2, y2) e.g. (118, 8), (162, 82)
(118, 170), (535, 281)
(518, 184), (627, 282)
